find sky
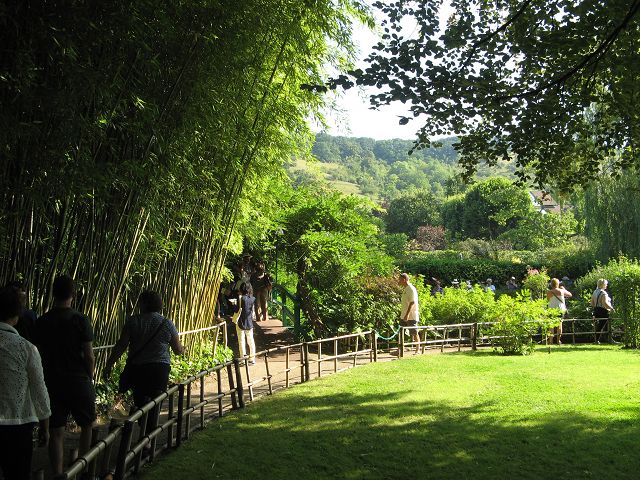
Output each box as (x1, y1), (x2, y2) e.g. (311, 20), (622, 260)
(315, 22), (420, 141)
(315, 4), (454, 141)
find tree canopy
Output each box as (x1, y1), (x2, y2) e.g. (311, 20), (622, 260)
(328, 0), (640, 191)
(0, 0), (370, 359)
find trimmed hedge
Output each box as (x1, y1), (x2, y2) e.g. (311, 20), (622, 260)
(402, 245), (597, 284)
(401, 256), (529, 285)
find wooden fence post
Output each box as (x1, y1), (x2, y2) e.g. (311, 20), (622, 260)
(176, 384), (185, 447)
(114, 420), (134, 480)
(399, 327), (404, 358)
(86, 426), (101, 479)
(100, 419), (120, 478)
(167, 391), (175, 449)
(299, 346), (305, 383)
(371, 331), (378, 363)
(226, 362), (238, 410)
(303, 342), (310, 382)
(233, 358), (245, 408)
(472, 323), (478, 351)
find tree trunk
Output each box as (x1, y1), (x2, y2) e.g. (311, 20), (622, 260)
(296, 258), (323, 336)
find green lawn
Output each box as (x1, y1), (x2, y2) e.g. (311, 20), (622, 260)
(143, 346), (640, 479)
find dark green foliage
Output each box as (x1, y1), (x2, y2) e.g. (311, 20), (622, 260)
(457, 178), (534, 240)
(582, 172), (640, 261)
(275, 187), (394, 336)
(401, 254), (528, 287)
(0, 0), (371, 371)
(384, 191), (442, 236)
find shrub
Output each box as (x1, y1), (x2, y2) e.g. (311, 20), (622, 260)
(488, 292), (561, 355)
(426, 286), (495, 325)
(401, 254), (528, 286)
(315, 275), (402, 336)
(169, 343), (234, 384)
(410, 225), (447, 251)
(540, 244), (597, 279)
(521, 268), (550, 300)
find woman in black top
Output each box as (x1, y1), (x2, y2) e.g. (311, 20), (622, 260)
(235, 283), (256, 364)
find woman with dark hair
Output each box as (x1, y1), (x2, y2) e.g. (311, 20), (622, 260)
(104, 291), (184, 414)
(0, 287), (50, 480)
(234, 283), (256, 364)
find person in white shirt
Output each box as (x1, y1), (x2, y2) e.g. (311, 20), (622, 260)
(547, 278), (572, 344)
(0, 287), (50, 480)
(399, 273), (420, 354)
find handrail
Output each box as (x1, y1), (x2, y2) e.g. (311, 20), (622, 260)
(306, 330), (372, 345)
(92, 321), (227, 352)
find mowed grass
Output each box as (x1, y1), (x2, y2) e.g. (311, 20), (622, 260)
(143, 346), (640, 479)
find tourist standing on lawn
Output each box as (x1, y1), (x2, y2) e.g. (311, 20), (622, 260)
(0, 287), (50, 480)
(399, 273), (420, 354)
(591, 278), (614, 343)
(35, 275), (95, 476)
(547, 278), (572, 344)
(103, 291), (184, 420)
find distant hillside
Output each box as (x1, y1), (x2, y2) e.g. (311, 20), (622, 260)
(312, 133), (459, 166)
(286, 133), (515, 202)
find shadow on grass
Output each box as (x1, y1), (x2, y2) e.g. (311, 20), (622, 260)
(144, 385), (640, 480)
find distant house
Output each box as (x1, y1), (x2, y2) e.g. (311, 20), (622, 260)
(529, 190), (566, 214)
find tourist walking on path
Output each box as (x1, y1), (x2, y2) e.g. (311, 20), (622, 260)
(35, 275), (95, 476)
(0, 287), (51, 480)
(104, 291), (184, 433)
(547, 278), (572, 344)
(398, 273), (420, 354)
(251, 262), (272, 322)
(591, 279), (614, 343)
(5, 281), (38, 343)
(234, 283), (257, 364)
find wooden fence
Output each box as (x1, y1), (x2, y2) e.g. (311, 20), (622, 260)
(397, 317), (616, 356)
(52, 318), (616, 480)
(53, 330), (376, 480)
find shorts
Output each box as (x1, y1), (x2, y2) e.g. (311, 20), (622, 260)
(48, 377), (96, 428)
(400, 319), (418, 327)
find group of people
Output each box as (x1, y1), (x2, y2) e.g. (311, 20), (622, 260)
(430, 277), (498, 294)
(546, 277), (614, 344)
(218, 254), (274, 365)
(403, 272), (617, 351)
(0, 276), (184, 480)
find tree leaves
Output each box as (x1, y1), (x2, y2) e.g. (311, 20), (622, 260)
(330, 0), (640, 191)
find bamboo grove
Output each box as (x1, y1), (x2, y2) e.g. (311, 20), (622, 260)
(0, 0), (369, 371)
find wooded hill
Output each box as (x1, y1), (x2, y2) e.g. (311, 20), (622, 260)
(288, 133), (515, 202)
